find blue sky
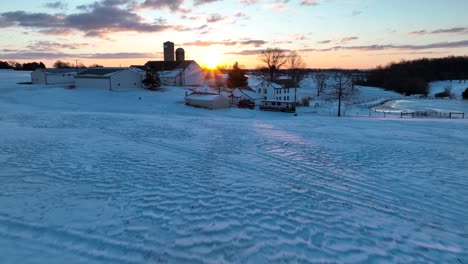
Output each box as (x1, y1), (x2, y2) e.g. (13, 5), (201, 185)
(1, 0), (467, 68)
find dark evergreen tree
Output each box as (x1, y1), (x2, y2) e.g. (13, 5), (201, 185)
(227, 62), (248, 88)
(143, 68), (161, 90)
(462, 88), (468, 100)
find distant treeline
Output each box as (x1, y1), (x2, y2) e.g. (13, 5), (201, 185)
(358, 56), (468, 95)
(0, 61), (46, 71)
(0, 60), (103, 71)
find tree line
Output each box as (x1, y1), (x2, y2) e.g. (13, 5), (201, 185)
(359, 56), (468, 95)
(0, 60), (103, 71)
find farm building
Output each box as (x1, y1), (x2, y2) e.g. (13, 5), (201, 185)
(143, 60), (204, 86)
(185, 93), (230, 110)
(229, 87), (263, 106)
(31, 68), (80, 85)
(256, 79), (300, 112)
(75, 68), (142, 90)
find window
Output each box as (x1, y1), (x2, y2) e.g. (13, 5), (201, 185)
(264, 89), (267, 93)
(258, 89), (261, 93)
(134, 83), (136, 85)
(284, 96), (286, 101)
(118, 83), (121, 86)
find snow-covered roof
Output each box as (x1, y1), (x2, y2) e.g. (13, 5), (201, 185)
(232, 88), (263, 100)
(159, 70), (181, 78)
(185, 93), (225, 101)
(77, 68), (128, 77)
(39, 69), (80, 75)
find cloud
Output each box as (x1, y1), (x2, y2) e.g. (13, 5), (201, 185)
(317, 40), (331, 44)
(181, 39), (266, 47)
(206, 13), (228, 23)
(409, 27), (468, 36)
(226, 48), (291, 56)
(351, 10), (362, 16)
(139, 0), (185, 11)
(193, 0), (221, 5)
(262, 4), (286, 11)
(0, 2), (172, 37)
(339, 36), (358, 43)
(45, 1), (68, 10)
(26, 41), (90, 52)
(300, 0), (318, 6)
(299, 39), (468, 52)
(240, 0), (263, 5)
(0, 51), (157, 60)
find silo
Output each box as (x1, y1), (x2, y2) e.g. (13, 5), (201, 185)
(176, 48), (185, 61)
(164, 41), (174, 61)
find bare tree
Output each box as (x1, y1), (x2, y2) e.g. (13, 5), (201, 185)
(258, 48), (288, 81)
(287, 51), (305, 84)
(328, 73), (356, 117)
(314, 73), (328, 97)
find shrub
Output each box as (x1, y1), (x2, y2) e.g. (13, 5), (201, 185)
(435, 85), (453, 98)
(463, 88), (468, 100)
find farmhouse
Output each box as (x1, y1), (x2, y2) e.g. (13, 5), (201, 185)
(256, 79), (300, 112)
(230, 87), (263, 106)
(185, 92), (230, 110)
(75, 68), (142, 90)
(31, 68), (80, 85)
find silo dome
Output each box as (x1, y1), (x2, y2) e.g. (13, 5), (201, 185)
(176, 48), (185, 62)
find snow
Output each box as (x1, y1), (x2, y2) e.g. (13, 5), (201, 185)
(429, 80), (468, 99)
(0, 70), (467, 263)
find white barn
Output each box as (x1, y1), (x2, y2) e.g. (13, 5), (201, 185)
(75, 68), (142, 90)
(143, 60), (203, 86)
(31, 68), (80, 85)
(185, 93), (230, 110)
(256, 79), (300, 112)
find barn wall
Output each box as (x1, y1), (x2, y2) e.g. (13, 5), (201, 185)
(184, 63), (204, 86)
(31, 70), (46, 84)
(75, 78), (110, 89)
(46, 74), (75, 85)
(110, 70), (142, 90)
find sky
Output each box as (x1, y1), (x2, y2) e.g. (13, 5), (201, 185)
(0, 0), (467, 69)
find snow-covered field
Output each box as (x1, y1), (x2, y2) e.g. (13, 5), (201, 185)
(1, 70), (467, 263)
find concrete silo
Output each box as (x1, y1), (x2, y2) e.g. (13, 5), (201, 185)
(176, 48), (185, 62)
(164, 41), (174, 62)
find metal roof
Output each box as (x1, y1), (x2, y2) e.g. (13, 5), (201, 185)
(144, 60), (195, 71)
(40, 68), (80, 74)
(77, 68), (126, 76)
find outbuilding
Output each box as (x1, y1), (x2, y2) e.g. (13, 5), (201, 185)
(185, 93), (230, 110)
(75, 68), (142, 90)
(31, 68), (80, 85)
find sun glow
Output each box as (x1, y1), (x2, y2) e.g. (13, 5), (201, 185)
(202, 54), (222, 69)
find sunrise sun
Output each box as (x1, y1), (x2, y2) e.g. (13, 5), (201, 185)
(203, 54), (222, 69)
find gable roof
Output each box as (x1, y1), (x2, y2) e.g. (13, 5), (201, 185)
(273, 79), (299, 88)
(39, 68), (80, 74)
(144, 60), (195, 71)
(77, 68), (126, 76)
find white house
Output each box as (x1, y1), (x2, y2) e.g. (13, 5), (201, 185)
(143, 60), (203, 86)
(255, 79), (300, 112)
(75, 68), (142, 90)
(185, 93), (230, 110)
(230, 87), (263, 106)
(31, 68), (80, 85)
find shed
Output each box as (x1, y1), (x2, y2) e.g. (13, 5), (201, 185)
(31, 68), (80, 85)
(75, 68), (142, 90)
(185, 93), (230, 110)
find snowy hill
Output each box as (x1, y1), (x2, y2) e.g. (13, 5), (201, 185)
(428, 80), (468, 98)
(0, 70), (467, 263)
